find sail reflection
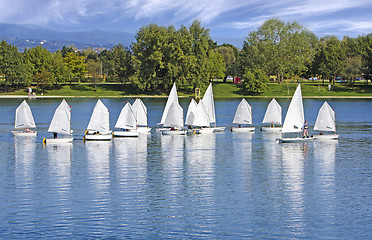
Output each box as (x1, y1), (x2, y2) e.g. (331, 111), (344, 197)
(231, 132), (253, 183)
(46, 143), (72, 191)
(313, 140), (337, 224)
(85, 141), (111, 191)
(281, 143), (308, 236)
(14, 136), (36, 188)
(113, 134), (148, 184)
(185, 133), (216, 194)
(161, 134), (185, 183)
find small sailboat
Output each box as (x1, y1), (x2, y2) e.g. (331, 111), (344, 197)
(231, 98), (255, 132)
(113, 102), (139, 137)
(161, 101), (186, 135)
(278, 84), (313, 143)
(261, 98), (282, 131)
(84, 99), (112, 141)
(132, 98), (151, 133)
(43, 99), (73, 144)
(313, 101), (339, 140)
(202, 83), (225, 132)
(12, 100), (37, 136)
(158, 83), (179, 130)
(185, 99), (214, 134)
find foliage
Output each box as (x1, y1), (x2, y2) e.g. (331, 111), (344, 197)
(0, 40), (24, 85)
(243, 68), (269, 94)
(63, 52), (87, 82)
(240, 19), (316, 83)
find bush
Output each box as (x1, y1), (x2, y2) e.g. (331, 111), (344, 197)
(243, 68), (268, 94)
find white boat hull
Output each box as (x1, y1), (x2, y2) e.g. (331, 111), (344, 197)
(84, 134), (112, 141)
(212, 127), (226, 132)
(261, 127), (282, 132)
(12, 130), (37, 136)
(313, 134), (339, 140)
(43, 137), (73, 144)
(231, 127), (255, 132)
(162, 129), (186, 135)
(278, 137), (314, 143)
(136, 127), (151, 133)
(113, 131), (139, 137)
(187, 128), (214, 134)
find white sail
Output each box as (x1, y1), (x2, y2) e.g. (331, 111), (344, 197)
(233, 98), (252, 125)
(314, 101), (336, 132)
(202, 83), (216, 125)
(160, 83), (178, 125)
(48, 99), (71, 134)
(87, 99), (110, 134)
(282, 84), (305, 133)
(115, 102), (137, 130)
(15, 100), (36, 129)
(262, 98), (282, 125)
(163, 101), (184, 128)
(132, 98), (148, 126)
(185, 99), (198, 126)
(188, 99), (211, 127)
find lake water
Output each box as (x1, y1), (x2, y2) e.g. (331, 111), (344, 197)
(0, 97), (371, 239)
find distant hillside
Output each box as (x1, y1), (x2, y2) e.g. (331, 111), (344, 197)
(0, 23), (135, 52)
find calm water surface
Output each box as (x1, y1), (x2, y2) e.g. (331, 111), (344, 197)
(0, 98), (371, 239)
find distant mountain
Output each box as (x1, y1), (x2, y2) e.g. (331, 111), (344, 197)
(0, 23), (135, 52)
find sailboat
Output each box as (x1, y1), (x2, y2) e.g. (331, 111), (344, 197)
(11, 100), (37, 136)
(313, 101), (339, 140)
(278, 84), (313, 143)
(43, 99), (73, 144)
(132, 98), (151, 133)
(84, 99), (112, 141)
(113, 102), (139, 137)
(261, 98), (282, 131)
(158, 83), (179, 130)
(185, 99), (214, 134)
(202, 83), (225, 132)
(161, 100), (186, 135)
(231, 98), (255, 132)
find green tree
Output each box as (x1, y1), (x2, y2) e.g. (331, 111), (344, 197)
(243, 68), (269, 94)
(0, 40), (24, 86)
(241, 19), (315, 83)
(111, 44), (133, 84)
(217, 45), (237, 79)
(63, 52), (87, 82)
(208, 49), (225, 80)
(35, 69), (53, 92)
(86, 59), (102, 88)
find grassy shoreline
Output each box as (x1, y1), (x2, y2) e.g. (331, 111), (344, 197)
(1, 81), (372, 98)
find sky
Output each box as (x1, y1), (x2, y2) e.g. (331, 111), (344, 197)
(1, 0), (372, 45)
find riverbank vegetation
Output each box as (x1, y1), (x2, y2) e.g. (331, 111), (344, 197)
(1, 19), (372, 97)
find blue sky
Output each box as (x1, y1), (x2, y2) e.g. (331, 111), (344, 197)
(1, 0), (372, 45)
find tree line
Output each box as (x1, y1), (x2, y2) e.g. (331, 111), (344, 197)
(1, 19), (372, 94)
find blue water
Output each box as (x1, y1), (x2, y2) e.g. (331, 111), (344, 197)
(0, 97), (371, 239)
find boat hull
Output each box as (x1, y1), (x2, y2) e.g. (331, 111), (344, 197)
(212, 127), (226, 132)
(84, 134), (112, 141)
(44, 137), (73, 144)
(261, 127), (282, 132)
(313, 134), (339, 140)
(187, 128), (214, 134)
(136, 127), (151, 133)
(231, 127), (255, 132)
(162, 129), (186, 135)
(113, 131), (139, 137)
(12, 130), (37, 136)
(278, 137), (314, 143)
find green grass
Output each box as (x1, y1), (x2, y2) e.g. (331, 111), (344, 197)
(1, 81), (372, 98)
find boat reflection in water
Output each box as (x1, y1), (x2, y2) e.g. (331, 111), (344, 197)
(231, 131), (254, 183)
(281, 142), (309, 237)
(14, 136), (36, 188)
(161, 134), (185, 184)
(313, 140), (337, 225)
(46, 143), (72, 190)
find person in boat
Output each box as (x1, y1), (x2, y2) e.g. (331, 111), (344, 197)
(303, 120), (309, 138)
(53, 132), (58, 139)
(171, 127), (175, 131)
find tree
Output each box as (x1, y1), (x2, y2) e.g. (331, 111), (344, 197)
(313, 36), (346, 84)
(63, 52), (87, 82)
(0, 40), (24, 86)
(35, 69), (53, 92)
(217, 45), (237, 78)
(86, 59), (102, 88)
(208, 49), (225, 80)
(243, 68), (269, 94)
(111, 44), (133, 84)
(241, 19), (315, 83)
